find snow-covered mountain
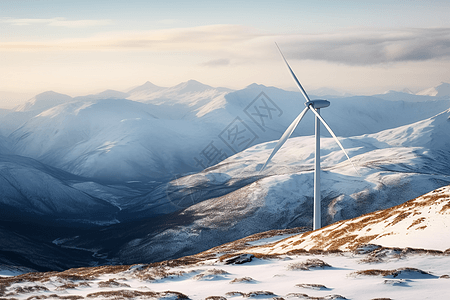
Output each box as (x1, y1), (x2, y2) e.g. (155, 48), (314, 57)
(54, 108), (450, 265)
(74, 89), (130, 101)
(9, 98), (215, 182)
(416, 82), (450, 97)
(127, 79), (232, 105)
(13, 91), (72, 113)
(3, 82), (450, 182)
(0, 91), (73, 136)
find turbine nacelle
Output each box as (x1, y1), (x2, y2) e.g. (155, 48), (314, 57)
(305, 100), (330, 109)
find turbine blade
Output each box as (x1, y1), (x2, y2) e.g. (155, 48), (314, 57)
(309, 107), (361, 176)
(260, 106), (309, 172)
(275, 42), (311, 103)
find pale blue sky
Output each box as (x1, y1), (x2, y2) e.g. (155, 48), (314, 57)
(1, 0), (450, 107)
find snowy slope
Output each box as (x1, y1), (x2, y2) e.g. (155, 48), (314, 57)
(0, 154), (119, 222)
(416, 82), (450, 97)
(10, 98), (216, 181)
(13, 91), (72, 112)
(127, 79), (232, 106)
(74, 89), (130, 101)
(0, 91), (73, 136)
(245, 185), (450, 254)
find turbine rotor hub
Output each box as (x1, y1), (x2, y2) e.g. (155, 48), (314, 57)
(305, 100), (330, 109)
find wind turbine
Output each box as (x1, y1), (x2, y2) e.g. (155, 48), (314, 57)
(261, 43), (359, 230)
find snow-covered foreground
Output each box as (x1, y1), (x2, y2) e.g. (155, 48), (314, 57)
(2, 250), (450, 300)
(2, 185), (450, 300)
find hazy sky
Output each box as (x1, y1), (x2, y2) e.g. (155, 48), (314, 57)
(1, 0), (450, 107)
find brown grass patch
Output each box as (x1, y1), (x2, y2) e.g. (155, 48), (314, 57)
(26, 295), (84, 300)
(224, 291), (276, 298)
(358, 255), (384, 264)
(147, 256), (207, 268)
(13, 286), (49, 294)
(230, 277), (255, 284)
(407, 217), (426, 230)
(97, 279), (130, 288)
(86, 290), (188, 299)
(193, 269), (228, 280)
(225, 291), (244, 297)
(295, 283), (329, 290)
(205, 297), (227, 300)
(244, 291), (274, 297)
(287, 259), (331, 271)
(133, 266), (186, 281)
(55, 282), (90, 290)
(351, 267), (434, 278)
(285, 293), (347, 299)
(440, 199), (450, 213)
(389, 212), (411, 226)
(284, 249), (308, 255)
(252, 253), (281, 259)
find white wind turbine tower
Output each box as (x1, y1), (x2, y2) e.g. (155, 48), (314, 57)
(261, 43), (359, 230)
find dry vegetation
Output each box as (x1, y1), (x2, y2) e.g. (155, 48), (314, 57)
(192, 268), (228, 280)
(287, 259), (331, 271)
(133, 266), (186, 281)
(285, 293), (347, 299)
(85, 290), (188, 299)
(26, 294), (84, 300)
(295, 283), (329, 290)
(229, 277), (255, 284)
(55, 282), (90, 290)
(97, 279), (130, 288)
(351, 267), (435, 278)
(224, 291), (274, 297)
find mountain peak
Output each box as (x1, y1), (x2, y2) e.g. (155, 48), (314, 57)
(127, 81), (165, 94)
(173, 80), (215, 93)
(245, 83), (267, 89)
(416, 82), (450, 97)
(402, 88), (414, 94)
(14, 91), (72, 112)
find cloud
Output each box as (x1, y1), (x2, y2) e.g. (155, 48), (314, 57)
(0, 24), (261, 52)
(200, 58), (231, 67)
(1, 24), (450, 66)
(277, 28), (450, 65)
(1, 17), (112, 28)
